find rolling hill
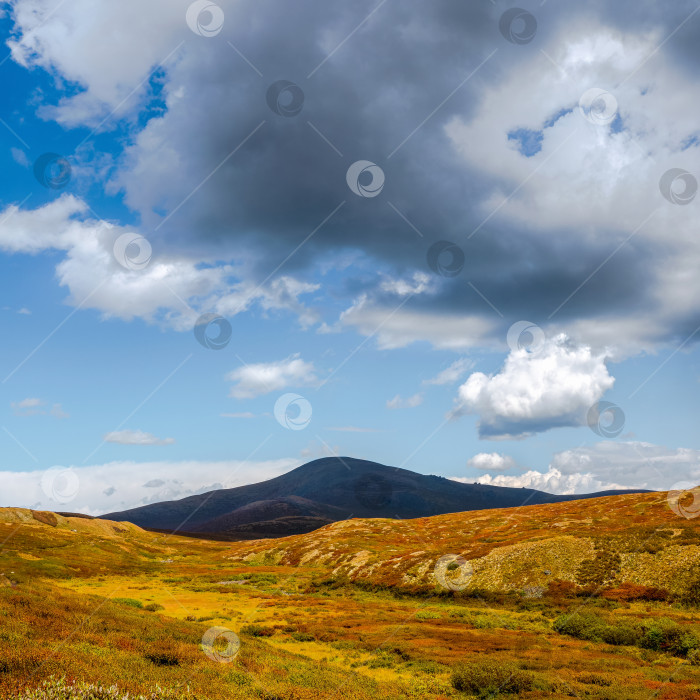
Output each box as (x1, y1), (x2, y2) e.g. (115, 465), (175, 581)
(4, 489), (700, 698)
(101, 456), (648, 538)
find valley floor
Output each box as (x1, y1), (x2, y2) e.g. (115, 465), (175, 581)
(3, 503), (700, 698)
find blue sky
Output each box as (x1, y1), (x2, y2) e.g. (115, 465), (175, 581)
(1, 0), (700, 514)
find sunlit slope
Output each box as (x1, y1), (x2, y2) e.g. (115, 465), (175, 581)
(0, 507), (227, 580)
(227, 491), (700, 595)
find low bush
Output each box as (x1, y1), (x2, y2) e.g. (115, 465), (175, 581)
(640, 618), (700, 656)
(552, 612), (607, 640)
(554, 611), (700, 658)
(240, 624), (275, 638)
(291, 632), (315, 642)
(451, 660), (534, 697)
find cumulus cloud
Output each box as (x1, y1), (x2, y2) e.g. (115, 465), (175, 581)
(0, 458), (299, 514)
(472, 467), (626, 495)
(0, 196), (319, 332)
(386, 393), (423, 410)
(550, 441), (700, 491)
(453, 335), (615, 439)
(226, 354), (319, 399)
(467, 452), (516, 471)
(468, 441), (700, 494)
(103, 430), (175, 446)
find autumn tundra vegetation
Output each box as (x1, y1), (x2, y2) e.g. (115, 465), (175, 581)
(3, 491), (700, 698)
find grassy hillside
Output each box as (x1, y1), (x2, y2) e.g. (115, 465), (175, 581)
(3, 495), (700, 698)
(225, 491), (700, 596)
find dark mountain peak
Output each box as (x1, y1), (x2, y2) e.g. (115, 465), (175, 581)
(100, 457), (648, 540)
(285, 456), (400, 478)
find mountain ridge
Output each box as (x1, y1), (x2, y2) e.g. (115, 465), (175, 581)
(100, 456), (649, 538)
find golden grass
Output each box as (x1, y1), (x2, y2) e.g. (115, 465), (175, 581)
(3, 494), (700, 698)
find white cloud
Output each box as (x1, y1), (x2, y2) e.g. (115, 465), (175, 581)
(0, 196), (319, 332)
(453, 335), (614, 439)
(103, 429), (175, 446)
(226, 354), (319, 399)
(470, 467), (626, 495)
(444, 26), (700, 353)
(467, 452), (515, 472)
(11, 398), (44, 415)
(339, 297), (497, 350)
(386, 393), (423, 410)
(550, 441), (700, 491)
(7, 0), (186, 127)
(424, 358), (474, 386)
(0, 458), (298, 515)
(380, 272), (433, 297)
(11, 398), (67, 418)
(466, 441), (700, 495)
(17, 307), (31, 315)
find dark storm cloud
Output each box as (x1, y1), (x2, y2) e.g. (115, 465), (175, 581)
(109, 0), (700, 345)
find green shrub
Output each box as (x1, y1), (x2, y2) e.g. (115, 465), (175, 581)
(240, 624), (275, 637)
(291, 632), (315, 642)
(599, 622), (642, 646)
(144, 603), (164, 612)
(113, 598), (143, 609)
(552, 612), (606, 640)
(555, 611), (700, 658)
(641, 618), (699, 656)
(415, 609), (441, 620)
(451, 660), (534, 697)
